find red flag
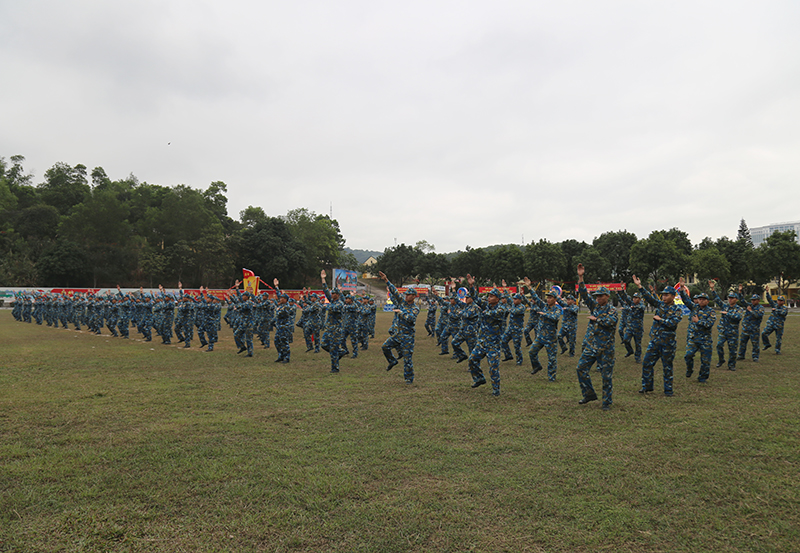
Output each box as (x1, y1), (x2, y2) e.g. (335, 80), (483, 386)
(243, 268), (255, 279)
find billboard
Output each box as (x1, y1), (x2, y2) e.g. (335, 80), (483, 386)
(334, 268), (358, 294)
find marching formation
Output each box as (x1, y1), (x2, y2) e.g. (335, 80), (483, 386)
(9, 262), (790, 410)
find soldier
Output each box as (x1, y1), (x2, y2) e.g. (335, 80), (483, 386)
(525, 281), (562, 381)
(576, 264), (618, 410)
(302, 292), (321, 352)
(467, 277), (508, 397)
(367, 297), (377, 338)
(320, 269), (345, 373)
(424, 293), (438, 336)
(762, 292), (788, 355)
(633, 276), (683, 396)
(358, 296), (371, 351)
(679, 288), (716, 382)
(342, 292), (361, 358)
(501, 292), (527, 366)
(451, 286), (480, 363)
(557, 294), (579, 357)
(234, 290), (256, 357)
(738, 294), (764, 362)
(709, 281), (744, 371)
(618, 288), (645, 363)
(437, 294), (460, 356)
(273, 279), (292, 363)
(379, 271), (419, 384)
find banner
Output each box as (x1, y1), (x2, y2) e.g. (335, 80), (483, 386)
(477, 286), (518, 295)
(242, 268), (259, 296)
(575, 283), (626, 293)
(334, 268), (358, 294)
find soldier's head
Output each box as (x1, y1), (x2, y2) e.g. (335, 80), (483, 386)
(592, 287), (610, 306)
(487, 288), (502, 306)
(750, 294), (760, 306)
(727, 292), (738, 306)
(513, 293), (522, 305)
(777, 295), (785, 305)
(660, 287), (676, 305)
(331, 288), (340, 300)
(279, 293), (289, 304)
(566, 294), (576, 305)
(544, 290), (557, 307)
(695, 292), (709, 307)
(632, 292), (641, 304)
(405, 287), (417, 304)
(449, 295), (457, 305)
(344, 294), (353, 304)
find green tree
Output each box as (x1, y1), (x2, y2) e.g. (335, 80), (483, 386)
(37, 239), (91, 286)
(573, 247), (612, 283)
(450, 246), (486, 280)
(236, 217), (306, 287)
(592, 230), (637, 281)
(754, 231), (800, 295)
(691, 247), (731, 287)
(629, 231), (690, 286)
(482, 244), (525, 284)
(525, 239), (567, 283)
(38, 162), (90, 215)
(558, 239), (589, 282)
(372, 244), (420, 286)
(283, 208), (345, 284)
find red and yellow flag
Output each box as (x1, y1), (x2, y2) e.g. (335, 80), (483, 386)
(242, 268), (260, 295)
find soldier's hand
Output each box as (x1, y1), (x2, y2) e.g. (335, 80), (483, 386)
(632, 274), (641, 286)
(274, 278), (279, 288)
(320, 269), (327, 280)
(577, 263), (585, 277)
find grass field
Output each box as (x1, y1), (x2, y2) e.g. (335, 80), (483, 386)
(1, 310), (799, 552)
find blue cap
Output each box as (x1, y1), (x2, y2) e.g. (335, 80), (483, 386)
(728, 292), (738, 300)
(405, 288), (417, 296)
(488, 288), (502, 298)
(695, 293), (709, 300)
(660, 287), (676, 296)
(592, 287), (610, 296)
(750, 294), (760, 301)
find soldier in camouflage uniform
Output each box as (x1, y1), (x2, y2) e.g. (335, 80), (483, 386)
(234, 290), (256, 357)
(634, 277), (683, 396)
(320, 270), (345, 373)
(709, 281), (744, 371)
(524, 281), (562, 381)
(301, 293), (321, 352)
(467, 277), (508, 397)
(762, 293), (788, 354)
(424, 295), (438, 336)
(679, 287), (716, 383)
(342, 293), (361, 358)
(379, 271), (419, 384)
(501, 292), (527, 365)
(576, 263), (618, 410)
(557, 294), (579, 357)
(451, 290), (480, 363)
(273, 280), (292, 363)
(436, 294), (460, 356)
(738, 294), (764, 362)
(618, 288), (645, 363)
(367, 297), (377, 338)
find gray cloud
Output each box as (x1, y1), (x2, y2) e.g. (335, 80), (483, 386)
(2, 0), (798, 253)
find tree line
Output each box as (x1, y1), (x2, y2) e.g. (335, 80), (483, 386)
(372, 223), (800, 296)
(0, 155), (357, 288)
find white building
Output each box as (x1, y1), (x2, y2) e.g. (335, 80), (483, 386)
(750, 221), (800, 247)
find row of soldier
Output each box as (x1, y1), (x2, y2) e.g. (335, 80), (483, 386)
(11, 281), (379, 363)
(411, 265), (788, 407)
(10, 265), (789, 409)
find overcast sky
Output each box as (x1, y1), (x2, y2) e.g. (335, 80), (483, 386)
(2, 1), (799, 253)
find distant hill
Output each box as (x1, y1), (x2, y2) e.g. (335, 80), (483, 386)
(345, 247), (384, 264)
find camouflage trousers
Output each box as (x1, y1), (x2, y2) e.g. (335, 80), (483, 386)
(382, 333), (415, 382)
(685, 334), (712, 382)
(469, 336), (501, 394)
(716, 329), (739, 370)
(738, 325), (761, 361)
(529, 337), (558, 380)
(576, 345), (614, 407)
(762, 322), (784, 354)
(501, 324), (524, 364)
(641, 338), (676, 394)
